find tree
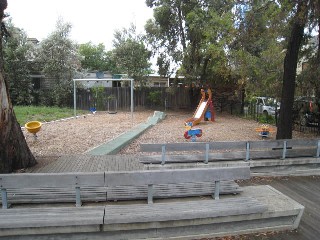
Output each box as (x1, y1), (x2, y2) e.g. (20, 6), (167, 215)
(78, 42), (111, 72)
(36, 18), (80, 106)
(296, 1), (320, 98)
(0, 0), (37, 173)
(146, 0), (244, 86)
(3, 19), (34, 105)
(296, 37), (320, 97)
(276, 0), (308, 140)
(230, 1), (288, 99)
(112, 24), (151, 85)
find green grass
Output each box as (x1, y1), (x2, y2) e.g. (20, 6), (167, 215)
(14, 106), (87, 126)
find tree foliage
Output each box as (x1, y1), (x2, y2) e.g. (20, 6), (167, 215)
(3, 19), (34, 105)
(145, 0), (241, 85)
(230, 1), (288, 98)
(78, 42), (111, 71)
(36, 18), (80, 106)
(112, 24), (151, 85)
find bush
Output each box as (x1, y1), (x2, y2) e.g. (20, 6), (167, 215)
(147, 90), (162, 107)
(257, 114), (276, 125)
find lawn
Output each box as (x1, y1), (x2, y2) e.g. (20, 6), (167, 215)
(14, 106), (87, 126)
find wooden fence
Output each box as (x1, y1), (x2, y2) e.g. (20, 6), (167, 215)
(75, 87), (242, 113)
(76, 87), (319, 136)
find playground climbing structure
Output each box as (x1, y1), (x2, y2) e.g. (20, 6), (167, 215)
(185, 87), (215, 127)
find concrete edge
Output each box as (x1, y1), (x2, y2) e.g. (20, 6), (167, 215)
(86, 111), (166, 155)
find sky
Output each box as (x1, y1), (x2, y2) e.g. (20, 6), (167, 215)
(6, 0), (154, 50)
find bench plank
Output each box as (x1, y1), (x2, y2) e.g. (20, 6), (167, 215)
(105, 167), (250, 187)
(104, 197), (267, 224)
(140, 142), (248, 152)
(107, 181), (241, 200)
(0, 187), (107, 203)
(0, 172), (105, 188)
(0, 172), (106, 208)
(0, 206), (105, 228)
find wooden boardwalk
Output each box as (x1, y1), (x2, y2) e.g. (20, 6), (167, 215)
(27, 155), (144, 173)
(240, 176), (320, 240)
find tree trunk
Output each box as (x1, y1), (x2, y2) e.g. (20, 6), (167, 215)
(276, 1), (308, 140)
(0, 1), (37, 173)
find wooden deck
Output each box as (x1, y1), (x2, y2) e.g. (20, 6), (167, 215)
(239, 176), (320, 240)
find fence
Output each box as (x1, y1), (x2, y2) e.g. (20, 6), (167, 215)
(75, 87), (242, 113)
(244, 102), (320, 136)
(75, 87), (319, 136)
(243, 102), (271, 122)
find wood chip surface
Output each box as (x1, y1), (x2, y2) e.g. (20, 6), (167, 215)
(22, 110), (313, 158)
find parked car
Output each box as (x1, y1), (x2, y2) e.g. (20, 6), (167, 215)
(293, 96), (319, 126)
(255, 97), (279, 116)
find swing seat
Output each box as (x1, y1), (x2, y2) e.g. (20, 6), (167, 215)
(90, 107), (96, 114)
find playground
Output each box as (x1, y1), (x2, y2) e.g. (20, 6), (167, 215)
(22, 109), (311, 163)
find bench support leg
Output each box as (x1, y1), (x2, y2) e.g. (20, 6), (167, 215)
(161, 145), (166, 165)
(148, 184), (154, 204)
(214, 181), (220, 200)
(316, 140), (320, 158)
(1, 188), (8, 209)
(75, 187), (82, 207)
(204, 143), (209, 164)
(245, 142), (250, 161)
(282, 141), (287, 159)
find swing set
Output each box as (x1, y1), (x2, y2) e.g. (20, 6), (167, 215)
(73, 78), (134, 120)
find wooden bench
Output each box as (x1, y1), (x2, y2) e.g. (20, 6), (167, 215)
(140, 138), (320, 164)
(103, 166), (268, 233)
(105, 166), (249, 203)
(0, 206), (105, 236)
(0, 172), (105, 208)
(0, 167), (270, 238)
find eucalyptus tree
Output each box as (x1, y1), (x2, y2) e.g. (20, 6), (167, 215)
(145, 0), (237, 85)
(3, 20), (34, 105)
(0, 0), (37, 173)
(277, 0), (311, 139)
(36, 18), (80, 106)
(230, 1), (288, 98)
(112, 24), (152, 85)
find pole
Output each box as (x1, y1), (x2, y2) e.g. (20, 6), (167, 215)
(73, 79), (76, 117)
(131, 79), (134, 125)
